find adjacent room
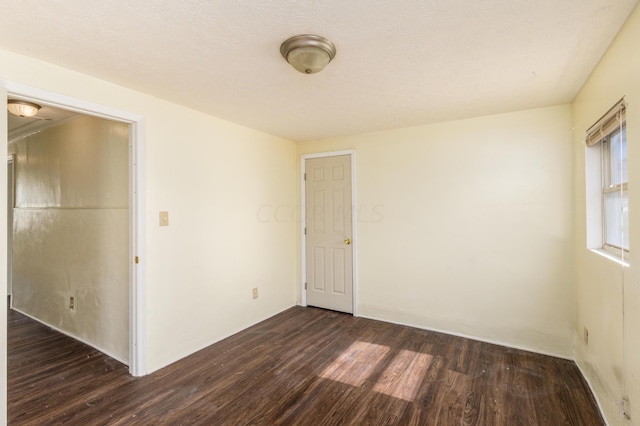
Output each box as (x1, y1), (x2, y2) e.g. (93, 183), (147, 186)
(0, 1), (639, 424)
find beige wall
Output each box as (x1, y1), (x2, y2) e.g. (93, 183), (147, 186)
(572, 4), (640, 425)
(298, 104), (575, 358)
(0, 49), (298, 373)
(3, 8), (639, 421)
(8, 115), (130, 362)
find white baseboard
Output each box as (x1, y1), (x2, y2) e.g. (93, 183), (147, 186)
(11, 307), (128, 366)
(357, 312), (574, 361)
(575, 359), (612, 426)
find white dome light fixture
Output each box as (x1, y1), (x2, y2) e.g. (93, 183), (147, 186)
(7, 100), (41, 117)
(280, 34), (336, 74)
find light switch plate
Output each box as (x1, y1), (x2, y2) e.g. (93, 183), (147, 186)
(159, 211), (169, 226)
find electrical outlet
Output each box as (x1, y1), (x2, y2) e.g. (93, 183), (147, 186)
(584, 327), (589, 345)
(252, 288), (258, 299)
(70, 296), (75, 310)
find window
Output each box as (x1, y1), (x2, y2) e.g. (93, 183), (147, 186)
(585, 99), (628, 258)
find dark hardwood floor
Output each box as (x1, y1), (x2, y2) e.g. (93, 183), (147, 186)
(9, 306), (604, 425)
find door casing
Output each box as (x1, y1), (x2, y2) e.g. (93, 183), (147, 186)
(301, 150), (357, 315)
(6, 155), (13, 305)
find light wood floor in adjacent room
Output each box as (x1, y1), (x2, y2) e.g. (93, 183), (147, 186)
(9, 306), (604, 425)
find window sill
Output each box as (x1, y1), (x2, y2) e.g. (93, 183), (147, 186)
(589, 248), (630, 267)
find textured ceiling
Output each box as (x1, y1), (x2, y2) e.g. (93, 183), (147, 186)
(0, 0), (638, 142)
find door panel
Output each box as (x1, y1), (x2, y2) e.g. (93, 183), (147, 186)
(305, 155), (353, 313)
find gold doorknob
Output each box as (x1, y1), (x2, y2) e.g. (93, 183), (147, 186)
(344, 238), (351, 245)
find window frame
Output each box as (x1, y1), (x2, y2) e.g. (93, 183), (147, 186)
(600, 124), (628, 254)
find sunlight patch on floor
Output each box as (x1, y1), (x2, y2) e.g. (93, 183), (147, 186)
(373, 350), (433, 401)
(320, 341), (390, 387)
(320, 341), (434, 402)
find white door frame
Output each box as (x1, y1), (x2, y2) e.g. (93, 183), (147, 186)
(6, 155), (14, 306)
(301, 150), (357, 315)
(1, 80), (147, 376)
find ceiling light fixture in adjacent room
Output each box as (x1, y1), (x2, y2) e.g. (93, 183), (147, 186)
(7, 100), (41, 117)
(280, 34), (336, 74)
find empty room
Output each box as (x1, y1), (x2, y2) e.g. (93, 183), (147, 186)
(1, 0), (639, 424)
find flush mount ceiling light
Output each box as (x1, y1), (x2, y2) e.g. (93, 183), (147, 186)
(7, 100), (41, 117)
(280, 34), (336, 74)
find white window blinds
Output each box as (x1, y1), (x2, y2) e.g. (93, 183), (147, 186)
(585, 98), (626, 147)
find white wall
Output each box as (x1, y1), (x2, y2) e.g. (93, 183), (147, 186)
(0, 49), (298, 374)
(9, 115), (130, 362)
(298, 105), (575, 358)
(572, 4), (640, 425)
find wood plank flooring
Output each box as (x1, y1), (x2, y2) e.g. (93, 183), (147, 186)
(9, 306), (604, 425)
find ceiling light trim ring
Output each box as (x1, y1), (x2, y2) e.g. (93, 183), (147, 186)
(280, 34), (336, 61)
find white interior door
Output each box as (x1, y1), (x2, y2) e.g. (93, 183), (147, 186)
(305, 155), (353, 313)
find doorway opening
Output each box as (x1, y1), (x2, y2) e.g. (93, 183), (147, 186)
(2, 81), (146, 376)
